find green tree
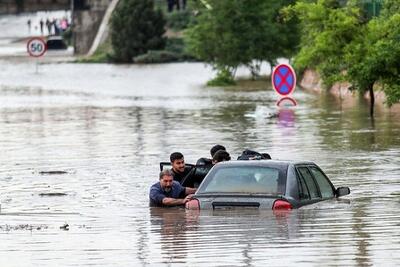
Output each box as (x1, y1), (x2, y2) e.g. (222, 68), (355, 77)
(246, 0), (300, 77)
(110, 0), (166, 63)
(283, 0), (362, 88)
(286, 0), (400, 116)
(380, 0), (400, 16)
(345, 12), (400, 113)
(185, 0), (299, 84)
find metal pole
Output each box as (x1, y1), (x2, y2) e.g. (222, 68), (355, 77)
(70, 0), (74, 53)
(373, 0), (376, 17)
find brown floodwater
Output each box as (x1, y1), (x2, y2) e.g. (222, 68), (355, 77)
(0, 60), (399, 266)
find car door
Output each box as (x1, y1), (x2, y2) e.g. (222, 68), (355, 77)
(295, 165), (325, 208)
(296, 165), (336, 205)
(308, 166), (335, 199)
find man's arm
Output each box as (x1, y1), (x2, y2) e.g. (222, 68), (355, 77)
(162, 195), (192, 206)
(185, 187), (196, 195)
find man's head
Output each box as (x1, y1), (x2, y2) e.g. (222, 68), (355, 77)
(212, 150), (231, 164)
(170, 152), (185, 173)
(210, 144), (226, 157)
(159, 169), (174, 192)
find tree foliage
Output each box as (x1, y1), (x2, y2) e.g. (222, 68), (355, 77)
(185, 0), (299, 82)
(283, 0), (362, 88)
(110, 0), (166, 63)
(285, 0), (400, 115)
(380, 0), (400, 16)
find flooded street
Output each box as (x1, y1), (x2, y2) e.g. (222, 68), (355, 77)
(0, 59), (400, 266)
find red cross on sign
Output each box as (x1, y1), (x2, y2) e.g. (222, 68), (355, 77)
(272, 64), (296, 96)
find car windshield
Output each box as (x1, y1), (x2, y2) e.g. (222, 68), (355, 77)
(198, 166), (285, 195)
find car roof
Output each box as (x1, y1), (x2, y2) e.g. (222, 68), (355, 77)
(47, 36), (63, 40)
(213, 160), (316, 168)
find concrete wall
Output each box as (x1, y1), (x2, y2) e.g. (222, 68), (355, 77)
(72, 0), (112, 54)
(0, 0), (69, 14)
(0, 0), (17, 14)
(300, 69), (400, 111)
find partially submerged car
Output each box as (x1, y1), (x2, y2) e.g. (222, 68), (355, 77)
(46, 36), (68, 50)
(186, 160), (350, 210)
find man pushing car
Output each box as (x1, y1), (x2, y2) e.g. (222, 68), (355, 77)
(149, 169), (196, 207)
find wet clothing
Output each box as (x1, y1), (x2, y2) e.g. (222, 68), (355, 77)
(196, 157), (212, 166)
(180, 157), (214, 188)
(149, 181), (186, 207)
(237, 149), (271, 160)
(171, 166), (194, 184)
(172, 165), (208, 188)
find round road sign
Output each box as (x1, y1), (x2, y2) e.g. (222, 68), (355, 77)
(27, 37), (47, 57)
(272, 63), (296, 96)
(276, 96), (297, 107)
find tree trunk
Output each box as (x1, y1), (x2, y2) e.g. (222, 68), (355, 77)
(269, 62), (273, 76)
(368, 83), (375, 117)
(15, 0), (24, 13)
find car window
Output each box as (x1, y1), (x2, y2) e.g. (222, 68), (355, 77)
(297, 173), (310, 200)
(297, 167), (320, 199)
(198, 166), (284, 194)
(310, 167), (334, 198)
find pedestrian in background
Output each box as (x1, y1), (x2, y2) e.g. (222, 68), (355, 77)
(27, 19), (31, 34)
(39, 19), (44, 35)
(166, 0), (174, 12)
(46, 19), (52, 35)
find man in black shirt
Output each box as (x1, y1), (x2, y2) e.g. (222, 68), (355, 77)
(170, 152), (194, 184)
(181, 144), (227, 188)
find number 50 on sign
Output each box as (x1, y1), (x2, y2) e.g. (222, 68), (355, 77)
(27, 37), (47, 57)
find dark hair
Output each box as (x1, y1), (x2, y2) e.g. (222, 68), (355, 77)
(210, 144), (226, 157)
(212, 150), (231, 163)
(237, 149), (271, 160)
(159, 169), (173, 179)
(261, 153), (271, 159)
(170, 152), (184, 163)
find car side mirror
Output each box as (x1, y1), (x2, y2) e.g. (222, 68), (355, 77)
(336, 187), (350, 197)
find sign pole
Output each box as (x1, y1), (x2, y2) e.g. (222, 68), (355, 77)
(27, 37), (47, 73)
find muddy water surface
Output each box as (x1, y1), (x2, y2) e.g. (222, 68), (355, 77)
(0, 61), (400, 266)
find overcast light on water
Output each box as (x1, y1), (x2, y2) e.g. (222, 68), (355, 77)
(0, 58), (399, 266)
(1, 10), (400, 266)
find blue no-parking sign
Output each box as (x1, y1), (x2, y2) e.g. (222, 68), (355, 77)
(272, 64), (296, 96)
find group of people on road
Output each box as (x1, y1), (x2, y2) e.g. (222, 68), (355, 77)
(149, 144), (231, 208)
(27, 17), (70, 36)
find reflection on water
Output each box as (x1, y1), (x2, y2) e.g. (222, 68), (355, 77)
(0, 61), (400, 266)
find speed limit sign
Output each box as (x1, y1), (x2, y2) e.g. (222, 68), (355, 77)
(27, 37), (47, 57)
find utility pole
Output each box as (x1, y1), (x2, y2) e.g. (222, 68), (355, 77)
(368, 0), (382, 18)
(70, 0), (75, 53)
(372, 0), (376, 17)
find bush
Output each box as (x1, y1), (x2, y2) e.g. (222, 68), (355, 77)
(133, 50), (180, 63)
(62, 28), (72, 46)
(166, 10), (192, 31)
(207, 69), (236, 86)
(165, 37), (198, 61)
(110, 0), (166, 63)
(165, 37), (185, 54)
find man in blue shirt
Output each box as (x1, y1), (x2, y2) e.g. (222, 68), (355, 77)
(149, 169), (197, 207)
